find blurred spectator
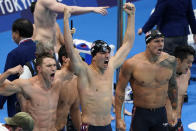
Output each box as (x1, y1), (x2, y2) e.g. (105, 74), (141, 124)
(0, 112), (34, 131)
(0, 18), (36, 117)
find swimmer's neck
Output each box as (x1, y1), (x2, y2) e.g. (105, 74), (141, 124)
(61, 62), (72, 72)
(145, 50), (160, 63)
(37, 74), (52, 89)
(90, 63), (105, 74)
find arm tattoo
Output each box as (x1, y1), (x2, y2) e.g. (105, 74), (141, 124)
(118, 94), (125, 102)
(159, 56), (175, 69)
(167, 57), (178, 110)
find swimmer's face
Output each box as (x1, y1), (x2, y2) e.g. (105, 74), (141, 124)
(94, 49), (110, 70)
(177, 55), (194, 74)
(147, 37), (164, 56)
(39, 57), (57, 82)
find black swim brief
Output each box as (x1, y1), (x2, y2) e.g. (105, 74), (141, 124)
(130, 106), (169, 131)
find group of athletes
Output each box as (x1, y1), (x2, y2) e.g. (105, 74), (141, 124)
(0, 0), (195, 131)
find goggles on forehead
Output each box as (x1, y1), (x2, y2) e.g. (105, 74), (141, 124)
(145, 29), (164, 44)
(91, 40), (111, 57)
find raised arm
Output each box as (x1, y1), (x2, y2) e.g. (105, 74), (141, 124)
(0, 65), (23, 96)
(115, 60), (132, 131)
(41, 0), (108, 15)
(55, 23), (76, 48)
(63, 8), (86, 75)
(111, 3), (135, 69)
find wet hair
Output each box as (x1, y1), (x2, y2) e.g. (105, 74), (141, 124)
(58, 45), (68, 65)
(12, 18), (33, 38)
(145, 29), (164, 44)
(90, 40), (111, 57)
(35, 52), (55, 67)
(30, 2), (36, 14)
(35, 41), (54, 56)
(174, 45), (195, 61)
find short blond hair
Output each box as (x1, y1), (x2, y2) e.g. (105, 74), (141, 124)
(35, 40), (54, 56)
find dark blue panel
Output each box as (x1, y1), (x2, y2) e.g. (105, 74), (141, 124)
(75, 0), (98, 6)
(96, 0), (140, 7)
(0, 13), (21, 33)
(62, 0), (98, 6)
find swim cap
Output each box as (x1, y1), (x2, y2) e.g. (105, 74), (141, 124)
(91, 40), (111, 57)
(145, 29), (164, 44)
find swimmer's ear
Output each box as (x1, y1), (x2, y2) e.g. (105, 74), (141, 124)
(62, 56), (69, 63)
(36, 66), (41, 72)
(176, 57), (181, 65)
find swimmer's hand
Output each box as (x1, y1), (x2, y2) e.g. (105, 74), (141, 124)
(93, 6), (109, 15)
(8, 65), (23, 75)
(116, 119), (126, 131)
(138, 28), (143, 35)
(71, 28), (76, 35)
(123, 2), (135, 15)
(171, 110), (178, 126)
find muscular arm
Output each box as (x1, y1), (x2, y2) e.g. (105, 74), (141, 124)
(0, 70), (11, 84)
(0, 65), (23, 96)
(168, 58), (178, 110)
(111, 3), (135, 69)
(115, 61), (131, 120)
(63, 9), (86, 75)
(41, 0), (108, 15)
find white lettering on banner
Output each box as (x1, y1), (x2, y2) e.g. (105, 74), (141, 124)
(21, 0), (27, 9)
(5, 0), (14, 13)
(0, 0), (5, 14)
(26, 0), (32, 8)
(0, 0), (34, 15)
(13, 0), (22, 11)
(21, 0), (32, 9)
